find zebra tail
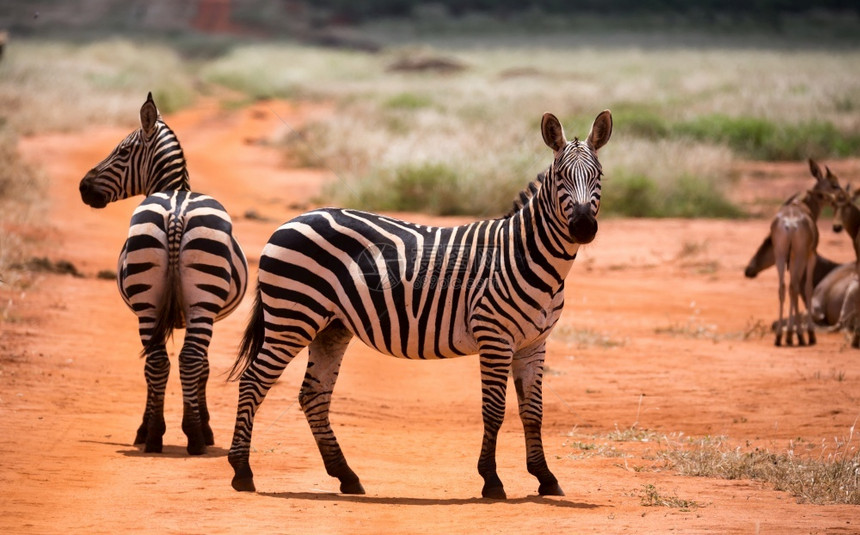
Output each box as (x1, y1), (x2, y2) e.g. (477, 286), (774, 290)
(142, 267), (183, 356)
(228, 282), (264, 381)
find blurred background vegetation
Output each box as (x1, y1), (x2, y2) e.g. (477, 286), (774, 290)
(1, 0), (859, 244)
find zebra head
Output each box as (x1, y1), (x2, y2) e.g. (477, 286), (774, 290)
(79, 92), (189, 208)
(540, 110), (612, 244)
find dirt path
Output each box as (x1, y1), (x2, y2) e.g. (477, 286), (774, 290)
(2, 99), (859, 534)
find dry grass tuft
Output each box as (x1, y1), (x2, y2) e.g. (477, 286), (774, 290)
(659, 432), (860, 505)
(639, 483), (704, 510)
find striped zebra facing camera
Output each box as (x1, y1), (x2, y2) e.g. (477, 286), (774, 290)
(228, 109), (612, 499)
(79, 93), (248, 456)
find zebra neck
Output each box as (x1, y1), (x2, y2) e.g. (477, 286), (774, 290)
(513, 188), (581, 285)
(144, 168), (190, 196)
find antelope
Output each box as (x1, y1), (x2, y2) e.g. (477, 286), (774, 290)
(767, 159), (839, 346)
(830, 183), (860, 347)
(811, 262), (857, 331)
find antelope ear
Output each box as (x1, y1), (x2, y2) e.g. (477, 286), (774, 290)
(808, 158), (824, 181)
(587, 109), (612, 152)
(541, 113), (567, 153)
(824, 166), (840, 189)
(140, 92), (159, 137)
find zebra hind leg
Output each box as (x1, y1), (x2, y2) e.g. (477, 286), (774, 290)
(512, 344), (563, 497)
(300, 323), (364, 494)
(178, 318), (215, 455)
(229, 337), (310, 491)
(197, 357), (214, 446)
(135, 346), (170, 453)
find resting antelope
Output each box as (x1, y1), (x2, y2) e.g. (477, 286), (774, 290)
(830, 183), (860, 347)
(811, 263), (857, 331)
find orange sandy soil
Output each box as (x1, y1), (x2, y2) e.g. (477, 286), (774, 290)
(3, 99), (859, 534)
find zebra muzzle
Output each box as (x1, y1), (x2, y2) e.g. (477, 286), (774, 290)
(569, 206), (598, 244)
(79, 176), (109, 209)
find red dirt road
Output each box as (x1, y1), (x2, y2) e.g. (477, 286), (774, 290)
(3, 100), (859, 533)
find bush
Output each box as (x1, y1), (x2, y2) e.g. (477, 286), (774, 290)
(673, 115), (860, 161)
(328, 162), (472, 216)
(603, 172), (743, 218)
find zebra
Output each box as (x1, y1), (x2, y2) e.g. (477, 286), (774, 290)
(79, 93), (248, 455)
(228, 110), (612, 499)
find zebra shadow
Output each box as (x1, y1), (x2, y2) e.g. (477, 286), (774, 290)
(79, 440), (228, 459)
(258, 491), (599, 509)
(118, 444), (230, 458)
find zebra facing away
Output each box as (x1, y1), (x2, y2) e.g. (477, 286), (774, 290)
(79, 93), (248, 455)
(228, 109), (612, 499)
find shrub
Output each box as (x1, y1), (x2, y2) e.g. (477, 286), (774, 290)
(674, 115), (860, 161)
(327, 162), (472, 216)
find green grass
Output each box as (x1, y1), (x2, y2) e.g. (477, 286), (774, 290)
(605, 172), (744, 218)
(340, 162), (470, 216)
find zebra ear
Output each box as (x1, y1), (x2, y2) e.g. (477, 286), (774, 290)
(541, 113), (567, 153)
(140, 92), (158, 137)
(587, 110), (612, 152)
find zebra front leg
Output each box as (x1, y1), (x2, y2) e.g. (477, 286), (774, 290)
(135, 346), (170, 453)
(301, 324), (364, 494)
(512, 343), (563, 496)
(477, 349), (513, 500)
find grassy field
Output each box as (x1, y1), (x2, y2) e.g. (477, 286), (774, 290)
(199, 41), (860, 217)
(1, 20), (860, 281)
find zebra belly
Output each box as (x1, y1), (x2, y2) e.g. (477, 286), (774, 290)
(258, 258), (479, 360)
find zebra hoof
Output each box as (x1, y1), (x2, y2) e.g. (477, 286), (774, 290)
(808, 332), (817, 346)
(203, 426), (215, 447)
(144, 438), (163, 453)
(340, 480), (366, 495)
(538, 482), (565, 496)
(481, 485), (507, 500)
(187, 442), (206, 456)
(232, 476), (256, 492)
(134, 427), (147, 445)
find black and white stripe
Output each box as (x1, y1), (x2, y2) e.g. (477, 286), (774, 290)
(228, 110), (612, 498)
(80, 93), (248, 455)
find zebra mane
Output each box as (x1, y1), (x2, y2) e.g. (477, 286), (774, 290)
(149, 120), (191, 193)
(504, 168), (549, 217)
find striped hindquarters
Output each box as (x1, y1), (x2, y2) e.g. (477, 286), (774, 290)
(119, 191), (248, 349)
